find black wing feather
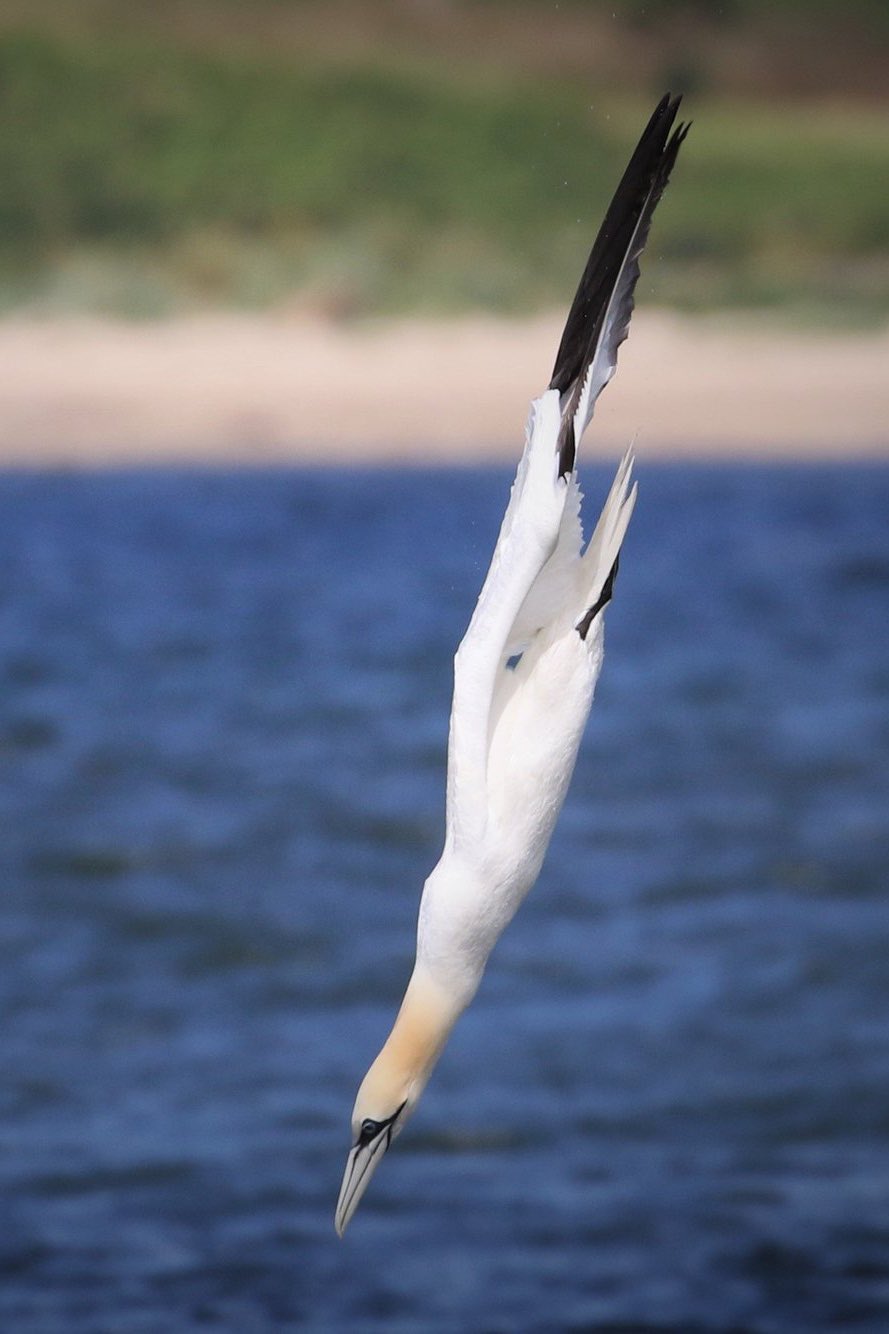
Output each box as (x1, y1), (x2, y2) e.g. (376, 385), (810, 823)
(551, 94), (689, 476)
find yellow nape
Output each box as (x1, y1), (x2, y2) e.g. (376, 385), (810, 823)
(355, 969), (461, 1121)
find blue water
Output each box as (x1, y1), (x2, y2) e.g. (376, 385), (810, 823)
(1, 464), (888, 1332)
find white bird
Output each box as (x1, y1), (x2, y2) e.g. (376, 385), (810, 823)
(335, 94), (688, 1236)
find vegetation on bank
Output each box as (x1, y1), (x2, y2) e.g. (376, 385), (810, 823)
(1, 24), (887, 321)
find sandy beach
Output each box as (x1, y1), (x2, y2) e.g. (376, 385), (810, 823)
(0, 310), (886, 465)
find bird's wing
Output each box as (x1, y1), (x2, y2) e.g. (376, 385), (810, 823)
(446, 388), (568, 851)
(550, 94), (689, 477)
(445, 94), (688, 854)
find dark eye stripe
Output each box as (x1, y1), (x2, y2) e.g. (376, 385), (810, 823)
(357, 1118), (380, 1147)
(354, 1100), (408, 1150)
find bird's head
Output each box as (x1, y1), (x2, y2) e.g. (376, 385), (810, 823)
(334, 1051), (418, 1238)
(335, 969), (461, 1236)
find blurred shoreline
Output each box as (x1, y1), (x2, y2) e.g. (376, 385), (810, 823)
(1, 310), (887, 466)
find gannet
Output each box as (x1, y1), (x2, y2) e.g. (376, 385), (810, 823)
(335, 94), (688, 1236)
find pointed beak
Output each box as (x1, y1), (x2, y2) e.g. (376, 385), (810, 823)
(334, 1126), (392, 1237)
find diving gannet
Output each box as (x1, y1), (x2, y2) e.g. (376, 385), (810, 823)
(336, 94), (688, 1236)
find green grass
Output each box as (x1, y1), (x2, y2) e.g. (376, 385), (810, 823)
(1, 29), (888, 320)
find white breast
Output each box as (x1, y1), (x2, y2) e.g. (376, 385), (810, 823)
(417, 616), (605, 1001)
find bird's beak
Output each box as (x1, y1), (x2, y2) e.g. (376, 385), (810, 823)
(335, 1103), (406, 1237)
(334, 1134), (388, 1237)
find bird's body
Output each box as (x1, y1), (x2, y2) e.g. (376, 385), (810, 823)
(336, 94), (688, 1236)
(418, 430), (634, 1008)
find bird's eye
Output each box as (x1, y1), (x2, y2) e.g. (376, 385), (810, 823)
(358, 1118), (381, 1146)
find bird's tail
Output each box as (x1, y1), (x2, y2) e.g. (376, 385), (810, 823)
(575, 448), (637, 641)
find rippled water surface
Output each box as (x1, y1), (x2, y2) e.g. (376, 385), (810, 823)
(1, 464), (888, 1332)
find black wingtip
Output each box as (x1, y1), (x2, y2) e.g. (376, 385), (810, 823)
(575, 554), (620, 641)
(550, 91), (685, 400)
(550, 94), (689, 479)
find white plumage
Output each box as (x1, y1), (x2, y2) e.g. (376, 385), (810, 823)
(336, 94), (688, 1236)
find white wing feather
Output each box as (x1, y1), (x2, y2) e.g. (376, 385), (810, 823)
(445, 391), (567, 851)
